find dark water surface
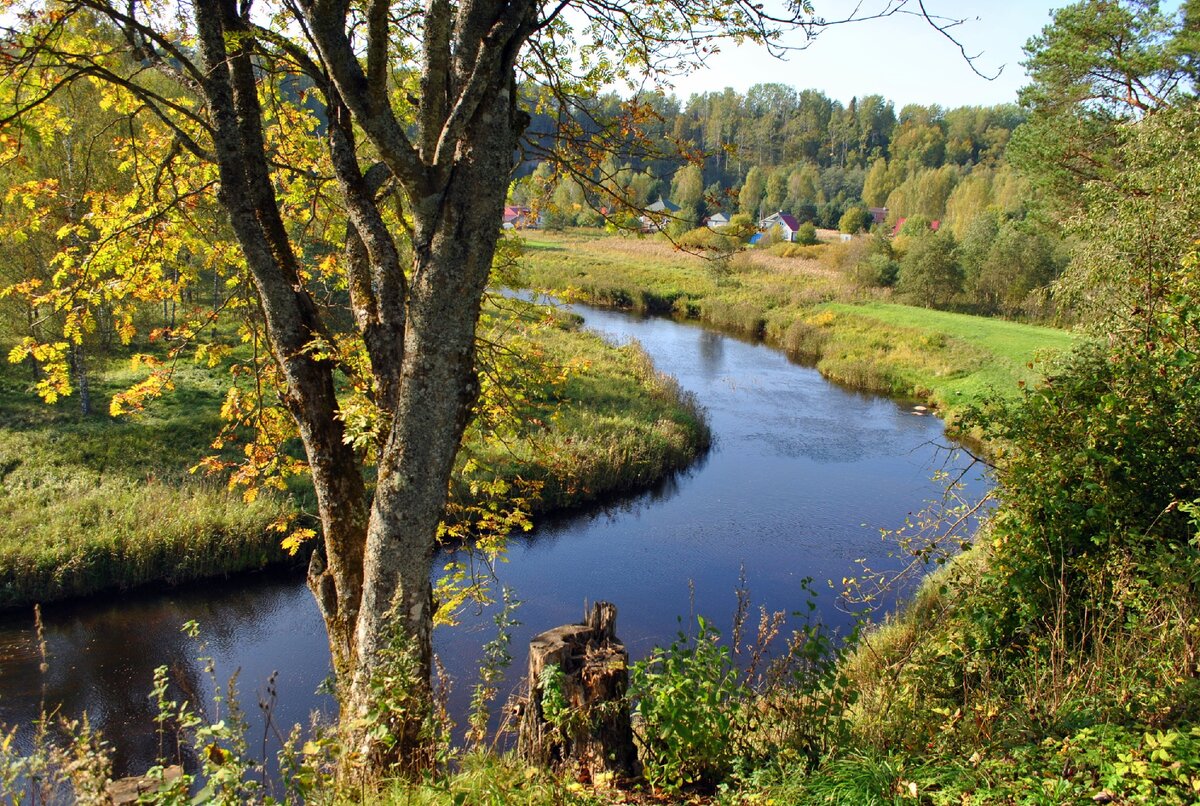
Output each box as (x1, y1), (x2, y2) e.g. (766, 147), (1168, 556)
(0, 301), (988, 776)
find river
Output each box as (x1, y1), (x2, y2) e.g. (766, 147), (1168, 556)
(0, 299), (988, 777)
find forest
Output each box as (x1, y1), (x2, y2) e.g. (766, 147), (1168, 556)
(513, 84), (1064, 319)
(0, 0), (1198, 803)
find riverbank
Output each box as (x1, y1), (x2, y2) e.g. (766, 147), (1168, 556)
(1, 284), (983, 800)
(521, 230), (1075, 421)
(0, 298), (709, 609)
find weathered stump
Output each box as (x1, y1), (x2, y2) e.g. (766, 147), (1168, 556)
(517, 602), (639, 780)
(105, 765), (183, 805)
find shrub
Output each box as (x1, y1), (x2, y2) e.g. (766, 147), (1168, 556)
(852, 253), (900, 287)
(630, 617), (748, 793)
(769, 242), (825, 259)
(677, 226), (737, 252)
(896, 232), (962, 307)
(795, 221), (819, 246)
(838, 206), (871, 234)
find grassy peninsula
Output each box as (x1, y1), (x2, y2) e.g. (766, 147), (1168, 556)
(0, 299), (708, 609)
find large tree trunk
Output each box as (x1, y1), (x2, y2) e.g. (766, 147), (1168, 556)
(193, 0), (530, 777)
(343, 82), (522, 772)
(193, 1), (371, 683)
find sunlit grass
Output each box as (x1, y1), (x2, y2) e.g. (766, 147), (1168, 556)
(523, 229), (1077, 417)
(0, 299), (709, 608)
(368, 753), (605, 805)
(0, 358), (293, 608)
(825, 300), (1077, 401)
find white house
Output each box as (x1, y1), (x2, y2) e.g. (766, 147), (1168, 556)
(758, 211), (802, 242)
(640, 196), (681, 232)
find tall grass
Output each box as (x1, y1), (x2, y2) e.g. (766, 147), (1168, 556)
(0, 299), (710, 608)
(457, 306), (710, 514)
(0, 358), (293, 608)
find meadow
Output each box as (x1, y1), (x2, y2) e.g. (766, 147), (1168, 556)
(521, 230), (1076, 420)
(0, 297), (709, 608)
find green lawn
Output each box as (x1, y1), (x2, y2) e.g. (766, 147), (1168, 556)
(824, 300), (1078, 405)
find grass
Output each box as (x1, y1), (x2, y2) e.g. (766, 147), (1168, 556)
(0, 298), (709, 609)
(0, 360), (293, 609)
(460, 302), (709, 514)
(521, 230), (1077, 420)
(824, 300), (1077, 404)
(369, 753), (606, 805)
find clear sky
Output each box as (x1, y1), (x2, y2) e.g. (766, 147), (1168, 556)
(663, 1), (1071, 109)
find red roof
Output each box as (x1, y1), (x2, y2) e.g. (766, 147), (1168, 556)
(891, 216), (941, 236)
(778, 213), (800, 232)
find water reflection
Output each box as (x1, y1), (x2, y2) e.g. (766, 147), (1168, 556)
(0, 574), (332, 775)
(697, 329), (724, 377)
(0, 301), (989, 777)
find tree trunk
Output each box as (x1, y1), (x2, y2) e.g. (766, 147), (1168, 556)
(71, 342), (90, 416)
(518, 602), (640, 781)
(342, 82), (522, 772)
(191, 0), (530, 777)
(26, 305), (40, 381)
(192, 1), (371, 685)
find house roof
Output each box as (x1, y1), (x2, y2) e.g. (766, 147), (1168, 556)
(705, 212), (730, 222)
(646, 196), (681, 213)
(760, 211), (800, 232)
(891, 216), (942, 236)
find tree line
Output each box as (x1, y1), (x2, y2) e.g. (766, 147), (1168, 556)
(512, 85), (1068, 319)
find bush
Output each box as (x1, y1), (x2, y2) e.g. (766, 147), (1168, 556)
(838, 206), (871, 234)
(630, 617), (748, 793)
(968, 332), (1200, 648)
(795, 221), (819, 246)
(898, 214), (934, 237)
(769, 242), (825, 259)
(852, 253), (900, 287)
(677, 226), (737, 251)
(896, 232), (962, 307)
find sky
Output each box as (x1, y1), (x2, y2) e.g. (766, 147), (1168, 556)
(662, 1), (1071, 109)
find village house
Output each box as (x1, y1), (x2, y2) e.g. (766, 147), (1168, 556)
(757, 211), (802, 242)
(703, 211), (730, 229)
(502, 205), (539, 229)
(640, 196), (681, 231)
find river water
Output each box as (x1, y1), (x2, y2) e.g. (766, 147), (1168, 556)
(0, 300), (987, 776)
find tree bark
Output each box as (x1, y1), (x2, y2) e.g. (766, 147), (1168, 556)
(518, 602), (640, 781)
(71, 341), (90, 416)
(192, 1), (370, 682)
(343, 75), (525, 771)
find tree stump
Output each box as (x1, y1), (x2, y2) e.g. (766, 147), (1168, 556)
(517, 601), (639, 780)
(105, 765), (183, 805)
